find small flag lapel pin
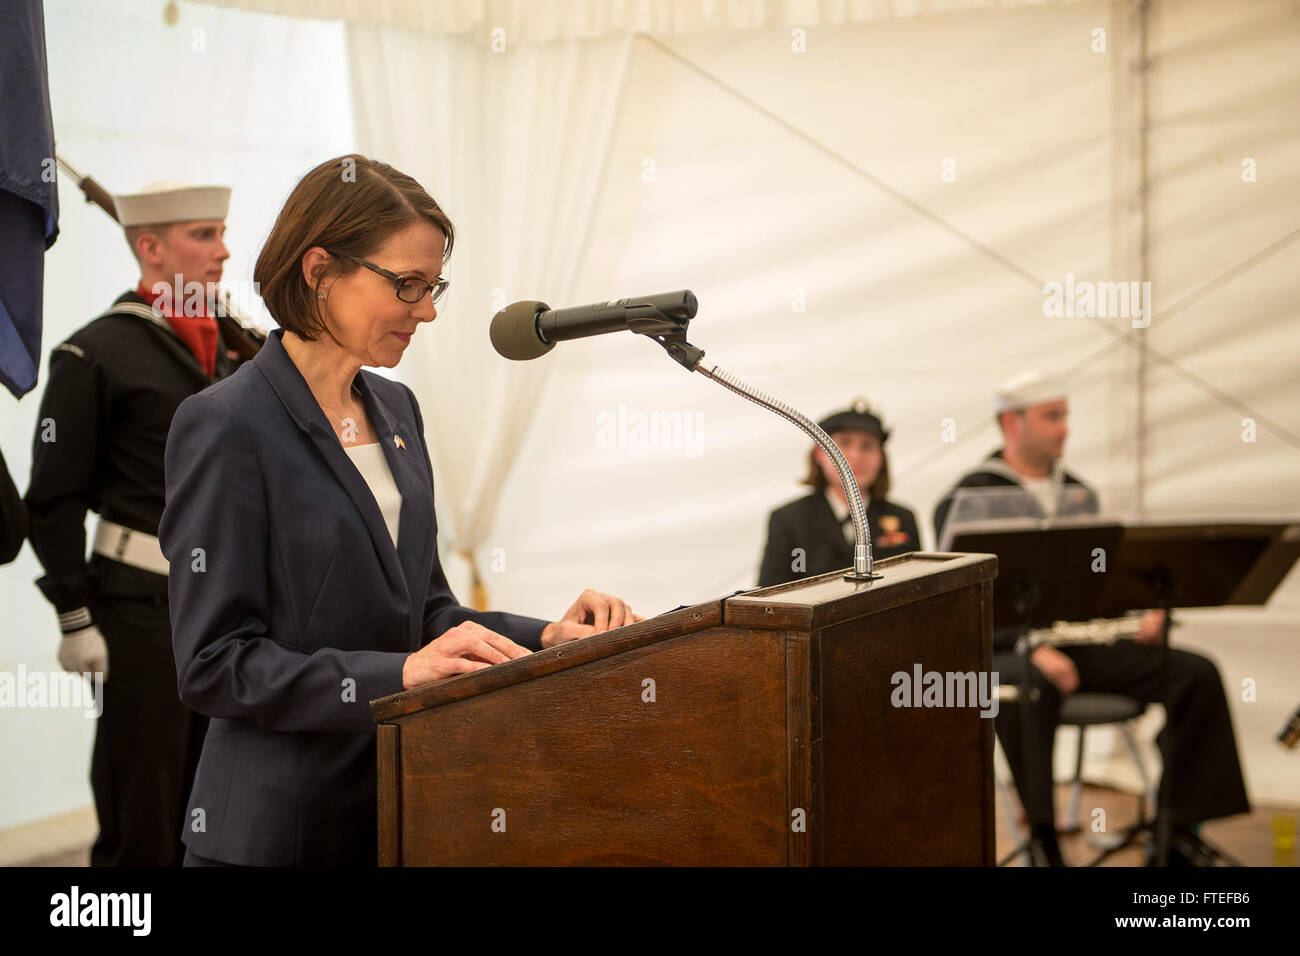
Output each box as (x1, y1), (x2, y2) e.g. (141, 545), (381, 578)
(394, 434), (406, 450)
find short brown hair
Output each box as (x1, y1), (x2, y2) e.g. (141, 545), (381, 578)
(802, 437), (891, 501)
(124, 223), (174, 262)
(254, 155), (455, 340)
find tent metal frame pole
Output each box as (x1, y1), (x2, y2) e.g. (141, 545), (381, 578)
(1135, 0), (1151, 519)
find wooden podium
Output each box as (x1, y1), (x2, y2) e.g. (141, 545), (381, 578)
(371, 551), (997, 865)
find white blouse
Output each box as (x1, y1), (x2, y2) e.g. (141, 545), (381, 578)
(344, 441), (403, 547)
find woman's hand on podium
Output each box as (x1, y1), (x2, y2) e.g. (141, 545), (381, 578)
(1029, 645), (1079, 696)
(402, 621), (532, 688)
(540, 589), (645, 648)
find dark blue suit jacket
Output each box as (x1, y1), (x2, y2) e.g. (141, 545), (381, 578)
(159, 328), (548, 866)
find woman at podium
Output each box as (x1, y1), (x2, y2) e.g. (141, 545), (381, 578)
(758, 400), (921, 587)
(159, 155), (638, 866)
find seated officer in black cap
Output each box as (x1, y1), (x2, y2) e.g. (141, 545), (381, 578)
(758, 399), (921, 587)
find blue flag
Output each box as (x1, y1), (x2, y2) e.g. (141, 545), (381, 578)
(0, 0), (59, 399)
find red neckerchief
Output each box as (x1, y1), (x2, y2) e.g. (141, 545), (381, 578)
(136, 280), (218, 377)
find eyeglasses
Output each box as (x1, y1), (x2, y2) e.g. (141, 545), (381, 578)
(329, 251), (449, 304)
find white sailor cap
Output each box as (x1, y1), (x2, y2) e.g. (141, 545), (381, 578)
(995, 371), (1067, 413)
(114, 179), (231, 227)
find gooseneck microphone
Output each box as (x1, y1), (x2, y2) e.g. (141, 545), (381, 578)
(486, 288), (880, 582)
(490, 291), (697, 361)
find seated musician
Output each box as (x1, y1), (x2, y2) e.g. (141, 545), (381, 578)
(758, 399), (920, 587)
(933, 371), (1249, 866)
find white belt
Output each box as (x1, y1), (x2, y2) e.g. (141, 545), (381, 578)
(93, 519), (170, 577)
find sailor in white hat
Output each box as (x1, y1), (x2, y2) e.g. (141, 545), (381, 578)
(990, 370), (1071, 514)
(116, 180), (233, 362)
(994, 369), (1068, 414)
(932, 371), (1249, 866)
(933, 371), (1080, 539)
(26, 177), (243, 866)
(115, 179), (231, 229)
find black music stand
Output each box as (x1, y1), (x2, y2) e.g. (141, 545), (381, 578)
(950, 517), (1300, 867)
(949, 517), (1123, 866)
(1092, 520), (1300, 865)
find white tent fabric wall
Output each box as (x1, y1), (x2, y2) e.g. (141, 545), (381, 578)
(348, 3), (1299, 800)
(345, 26), (633, 597)
(1142, 0), (1299, 527)
(453, 9), (1128, 614)
(198, 0), (1096, 40)
(1126, 0), (1300, 805)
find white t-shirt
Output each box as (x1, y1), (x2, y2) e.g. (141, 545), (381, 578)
(1021, 476), (1057, 518)
(345, 442), (403, 547)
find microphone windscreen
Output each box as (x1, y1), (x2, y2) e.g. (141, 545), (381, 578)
(490, 301), (555, 361)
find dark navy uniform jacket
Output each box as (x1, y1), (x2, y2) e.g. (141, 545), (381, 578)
(159, 328), (549, 866)
(1, 446), (24, 564)
(758, 492), (921, 587)
(27, 290), (243, 614)
(932, 448), (1099, 651)
(932, 448), (1098, 548)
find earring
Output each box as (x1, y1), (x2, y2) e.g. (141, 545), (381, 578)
(318, 293), (325, 299)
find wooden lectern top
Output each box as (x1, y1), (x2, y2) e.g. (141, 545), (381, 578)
(371, 551), (996, 724)
(726, 551), (997, 630)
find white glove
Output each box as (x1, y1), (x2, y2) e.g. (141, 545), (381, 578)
(59, 625), (109, 680)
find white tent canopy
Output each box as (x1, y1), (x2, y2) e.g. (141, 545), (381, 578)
(196, 0), (1095, 39)
(2, 0), (1295, 838)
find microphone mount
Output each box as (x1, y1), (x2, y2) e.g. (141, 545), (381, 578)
(642, 323), (707, 373)
(644, 317), (880, 583)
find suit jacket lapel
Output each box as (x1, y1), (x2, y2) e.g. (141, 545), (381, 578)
(817, 493), (897, 559)
(354, 373), (433, 610)
(253, 330), (414, 605)
(812, 493), (854, 563)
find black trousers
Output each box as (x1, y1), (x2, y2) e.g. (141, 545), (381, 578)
(88, 594), (208, 867)
(994, 641), (1250, 830)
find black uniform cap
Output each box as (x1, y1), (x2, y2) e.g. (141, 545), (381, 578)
(817, 398), (889, 442)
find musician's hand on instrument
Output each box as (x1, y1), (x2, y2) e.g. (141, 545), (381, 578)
(1030, 645), (1079, 696)
(1136, 609), (1167, 645)
(540, 589), (643, 648)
